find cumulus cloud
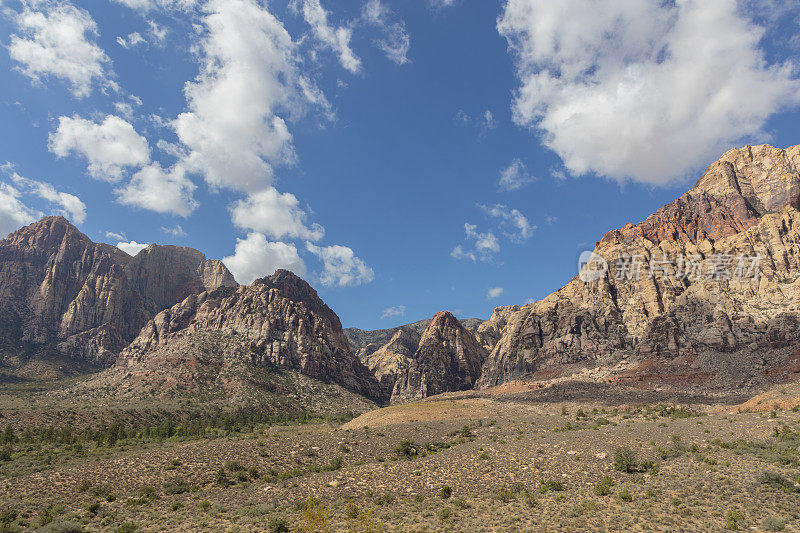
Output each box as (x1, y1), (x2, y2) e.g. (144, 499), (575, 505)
(362, 0), (410, 65)
(0, 183), (38, 238)
(105, 231), (126, 241)
(301, 0), (361, 73)
(306, 242), (374, 287)
(499, 158), (534, 191)
(230, 187), (324, 241)
(174, 0), (325, 193)
(380, 305), (406, 319)
(8, 2), (111, 98)
(117, 240), (149, 255)
(479, 203), (535, 242)
(49, 115), (150, 181)
(498, 0), (800, 184)
(223, 232), (306, 285)
(116, 163), (197, 217)
(10, 172), (86, 224)
(486, 287), (504, 300)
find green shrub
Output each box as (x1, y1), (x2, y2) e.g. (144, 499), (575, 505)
(345, 501), (359, 519)
(439, 485), (452, 499)
(539, 479), (565, 493)
(163, 478), (191, 495)
(758, 471), (799, 493)
(40, 521), (84, 533)
(594, 476), (614, 496)
(726, 509), (745, 530)
(268, 517), (289, 533)
(438, 507), (452, 520)
(613, 446), (638, 473)
(618, 488), (632, 502)
(225, 460), (244, 472)
(762, 517), (787, 531)
(395, 439), (418, 459)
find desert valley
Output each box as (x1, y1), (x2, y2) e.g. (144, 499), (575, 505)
(0, 145), (800, 531)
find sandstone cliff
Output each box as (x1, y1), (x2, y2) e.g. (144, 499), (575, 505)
(0, 217), (236, 369)
(115, 269), (386, 403)
(391, 311), (488, 403)
(478, 144), (800, 393)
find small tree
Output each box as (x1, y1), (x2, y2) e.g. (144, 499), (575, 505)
(613, 446), (638, 473)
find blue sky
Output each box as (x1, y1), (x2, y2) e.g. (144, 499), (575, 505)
(1, 0), (799, 330)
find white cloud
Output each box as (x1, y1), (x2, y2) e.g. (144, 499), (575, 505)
(450, 244), (475, 261)
(8, 2), (111, 98)
(479, 203), (535, 242)
(116, 163), (197, 217)
(111, 0), (197, 11)
(117, 32), (145, 49)
(452, 223), (500, 262)
(49, 115), (150, 181)
(301, 0), (361, 73)
(161, 224), (186, 237)
(174, 0), (324, 193)
(306, 242), (374, 287)
(105, 231), (126, 241)
(483, 110), (496, 130)
(430, 0), (458, 8)
(0, 183), (38, 238)
(380, 305), (406, 319)
(230, 187), (324, 242)
(362, 0), (410, 65)
(498, 158), (534, 191)
(454, 109), (470, 125)
(486, 287), (504, 300)
(498, 0), (800, 184)
(10, 173), (86, 224)
(148, 19), (168, 43)
(223, 232), (306, 285)
(117, 240), (149, 256)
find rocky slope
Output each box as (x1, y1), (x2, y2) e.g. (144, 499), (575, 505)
(478, 144), (800, 394)
(0, 217), (236, 371)
(113, 270), (386, 403)
(345, 317), (484, 399)
(391, 311), (488, 403)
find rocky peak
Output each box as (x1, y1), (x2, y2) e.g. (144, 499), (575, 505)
(478, 143), (800, 394)
(391, 311), (488, 404)
(255, 269), (341, 330)
(0, 216), (237, 371)
(126, 244), (237, 313)
(119, 269), (386, 403)
(602, 144), (800, 247)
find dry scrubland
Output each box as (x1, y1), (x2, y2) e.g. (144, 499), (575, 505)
(1, 387), (800, 532)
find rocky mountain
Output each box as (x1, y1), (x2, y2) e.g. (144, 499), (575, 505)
(391, 311), (488, 403)
(477, 144), (800, 394)
(112, 270), (386, 403)
(0, 217), (236, 373)
(345, 316), (484, 399)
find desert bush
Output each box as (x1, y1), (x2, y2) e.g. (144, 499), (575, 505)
(268, 517), (289, 533)
(758, 471), (799, 493)
(762, 516), (787, 531)
(618, 488), (632, 502)
(594, 476), (614, 496)
(39, 521), (84, 533)
(345, 501), (359, 519)
(613, 446), (638, 473)
(163, 478), (191, 495)
(439, 485), (452, 499)
(395, 439), (418, 459)
(538, 479), (564, 493)
(725, 509), (745, 530)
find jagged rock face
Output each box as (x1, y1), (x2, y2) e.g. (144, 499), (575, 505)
(391, 311), (488, 404)
(125, 244), (236, 313)
(478, 145), (800, 393)
(357, 327), (421, 396)
(475, 305), (521, 352)
(0, 217), (237, 367)
(117, 270), (386, 403)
